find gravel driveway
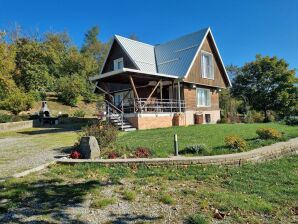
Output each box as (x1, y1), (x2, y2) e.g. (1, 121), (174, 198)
(0, 125), (80, 179)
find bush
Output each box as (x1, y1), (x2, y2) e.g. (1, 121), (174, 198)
(134, 147), (150, 158)
(0, 89), (34, 114)
(224, 135), (247, 151)
(56, 75), (85, 106)
(244, 110), (264, 123)
(181, 144), (210, 155)
(285, 116), (298, 126)
(73, 110), (86, 118)
(217, 117), (228, 124)
(82, 123), (118, 149)
(159, 193), (175, 205)
(256, 128), (282, 139)
(0, 113), (13, 123)
(186, 214), (209, 224)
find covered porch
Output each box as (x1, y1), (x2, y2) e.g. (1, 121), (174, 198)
(93, 68), (185, 114)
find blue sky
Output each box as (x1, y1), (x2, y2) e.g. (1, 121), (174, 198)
(1, 0), (298, 70)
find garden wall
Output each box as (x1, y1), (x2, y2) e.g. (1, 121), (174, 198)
(57, 138), (298, 167)
(0, 120), (39, 132)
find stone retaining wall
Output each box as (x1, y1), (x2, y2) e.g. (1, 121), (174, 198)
(0, 120), (39, 132)
(57, 138), (298, 167)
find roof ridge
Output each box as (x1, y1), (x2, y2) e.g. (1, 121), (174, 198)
(114, 34), (154, 47)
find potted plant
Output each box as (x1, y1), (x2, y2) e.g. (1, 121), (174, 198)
(173, 112), (185, 126)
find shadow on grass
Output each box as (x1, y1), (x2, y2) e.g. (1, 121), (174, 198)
(109, 213), (163, 224)
(17, 125), (83, 136)
(0, 179), (105, 223)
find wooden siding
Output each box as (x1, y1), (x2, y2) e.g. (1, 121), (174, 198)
(184, 34), (229, 88)
(102, 41), (137, 73)
(183, 86), (219, 111)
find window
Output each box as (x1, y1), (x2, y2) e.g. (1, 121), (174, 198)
(201, 52), (214, 79)
(113, 58), (124, 70)
(197, 88), (211, 107)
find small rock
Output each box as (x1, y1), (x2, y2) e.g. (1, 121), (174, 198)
(214, 209), (226, 220)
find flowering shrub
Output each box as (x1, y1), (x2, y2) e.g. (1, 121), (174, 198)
(134, 147), (150, 158)
(256, 128), (282, 139)
(108, 151), (119, 159)
(70, 150), (81, 159)
(224, 135), (247, 152)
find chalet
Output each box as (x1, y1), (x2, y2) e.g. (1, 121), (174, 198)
(90, 27), (231, 131)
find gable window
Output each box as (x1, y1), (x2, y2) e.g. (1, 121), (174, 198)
(196, 88), (211, 107)
(113, 58), (124, 70)
(201, 51), (214, 79)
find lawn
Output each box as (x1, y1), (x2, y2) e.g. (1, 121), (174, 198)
(115, 123), (298, 157)
(0, 155), (297, 223)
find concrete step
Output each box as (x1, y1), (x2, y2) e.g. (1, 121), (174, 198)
(123, 127), (137, 132)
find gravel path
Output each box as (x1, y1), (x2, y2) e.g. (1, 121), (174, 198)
(0, 126), (79, 179)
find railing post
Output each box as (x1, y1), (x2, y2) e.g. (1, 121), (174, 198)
(107, 103), (110, 123)
(121, 113), (124, 130)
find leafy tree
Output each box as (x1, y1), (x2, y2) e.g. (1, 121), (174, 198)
(226, 64), (241, 81)
(13, 38), (54, 91)
(232, 55), (298, 120)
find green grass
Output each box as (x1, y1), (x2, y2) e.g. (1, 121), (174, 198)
(122, 190), (136, 201)
(1, 155), (297, 223)
(90, 197), (116, 209)
(186, 214), (210, 224)
(116, 123), (298, 157)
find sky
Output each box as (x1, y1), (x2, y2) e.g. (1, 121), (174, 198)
(1, 0), (298, 70)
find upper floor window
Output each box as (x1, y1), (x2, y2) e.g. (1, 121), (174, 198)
(201, 51), (214, 79)
(196, 88), (211, 107)
(114, 58), (124, 70)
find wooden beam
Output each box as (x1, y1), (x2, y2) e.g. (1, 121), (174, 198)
(146, 80), (161, 101)
(129, 75), (139, 99)
(178, 80), (181, 112)
(160, 79), (163, 100)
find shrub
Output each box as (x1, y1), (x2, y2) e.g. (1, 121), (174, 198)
(285, 116), (298, 126)
(256, 128), (282, 139)
(0, 89), (34, 114)
(70, 150), (81, 159)
(82, 123), (118, 149)
(244, 110), (264, 123)
(186, 214), (209, 224)
(56, 75), (85, 106)
(107, 151), (119, 159)
(224, 135), (247, 151)
(217, 117), (228, 124)
(73, 110), (86, 118)
(134, 147), (150, 158)
(0, 113), (13, 123)
(181, 144), (210, 155)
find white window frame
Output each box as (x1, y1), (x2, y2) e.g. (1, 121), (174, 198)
(196, 88), (211, 107)
(113, 57), (124, 71)
(201, 51), (214, 80)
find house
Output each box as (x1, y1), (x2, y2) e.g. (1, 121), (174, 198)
(90, 27), (231, 131)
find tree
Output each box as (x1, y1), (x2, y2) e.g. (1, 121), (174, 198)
(232, 55), (298, 119)
(128, 33), (139, 41)
(226, 64), (241, 81)
(13, 38), (54, 91)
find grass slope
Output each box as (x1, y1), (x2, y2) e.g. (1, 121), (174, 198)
(1, 155), (297, 223)
(116, 123), (298, 157)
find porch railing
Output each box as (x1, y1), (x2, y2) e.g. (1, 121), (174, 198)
(123, 98), (185, 113)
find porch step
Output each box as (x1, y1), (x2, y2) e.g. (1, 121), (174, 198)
(124, 127), (137, 132)
(108, 117), (136, 131)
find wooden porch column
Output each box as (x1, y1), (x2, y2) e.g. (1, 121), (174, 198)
(160, 79), (163, 100)
(178, 80), (181, 112)
(146, 80), (161, 101)
(129, 75), (139, 99)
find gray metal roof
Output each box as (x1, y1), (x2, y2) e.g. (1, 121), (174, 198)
(111, 28), (212, 78)
(115, 35), (156, 73)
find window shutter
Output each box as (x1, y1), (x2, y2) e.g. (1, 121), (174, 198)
(114, 60), (118, 70)
(201, 55), (205, 78)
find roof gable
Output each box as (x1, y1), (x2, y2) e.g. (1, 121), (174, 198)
(155, 28), (208, 77)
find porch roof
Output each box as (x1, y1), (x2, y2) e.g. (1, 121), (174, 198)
(90, 68), (179, 85)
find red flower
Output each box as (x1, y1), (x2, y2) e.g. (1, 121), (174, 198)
(70, 150), (81, 159)
(108, 151), (119, 159)
(134, 147), (150, 158)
